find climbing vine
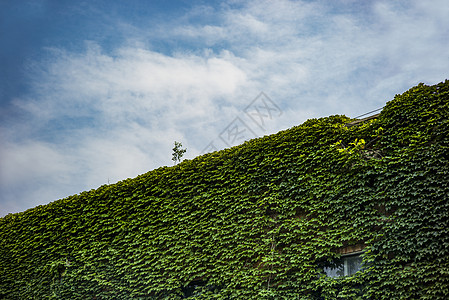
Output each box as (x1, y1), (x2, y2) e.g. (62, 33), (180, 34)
(1, 81), (448, 299)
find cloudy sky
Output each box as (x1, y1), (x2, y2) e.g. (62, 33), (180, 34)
(1, 0), (448, 217)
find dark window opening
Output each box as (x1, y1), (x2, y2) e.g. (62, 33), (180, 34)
(182, 280), (205, 298)
(323, 252), (364, 278)
(182, 280), (221, 298)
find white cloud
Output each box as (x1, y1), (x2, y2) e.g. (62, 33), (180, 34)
(2, 0), (449, 216)
(0, 141), (70, 186)
(0, 140), (74, 215)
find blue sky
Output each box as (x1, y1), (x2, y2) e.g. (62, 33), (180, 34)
(1, 0), (448, 216)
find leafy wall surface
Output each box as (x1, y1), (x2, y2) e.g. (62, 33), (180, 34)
(1, 81), (448, 299)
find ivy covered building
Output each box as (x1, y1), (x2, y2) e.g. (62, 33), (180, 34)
(1, 81), (448, 299)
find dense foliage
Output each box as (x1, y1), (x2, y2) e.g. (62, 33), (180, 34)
(1, 81), (448, 299)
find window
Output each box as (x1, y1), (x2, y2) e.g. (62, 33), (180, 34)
(182, 280), (220, 298)
(182, 280), (206, 298)
(324, 252), (364, 278)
